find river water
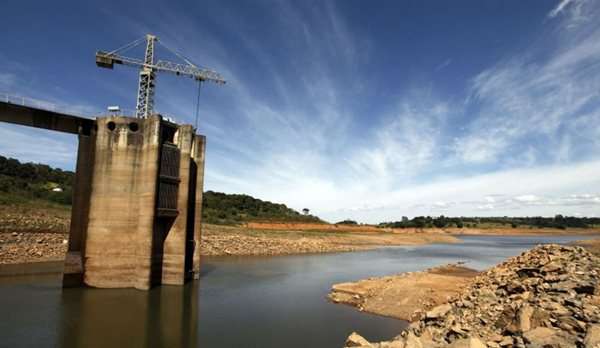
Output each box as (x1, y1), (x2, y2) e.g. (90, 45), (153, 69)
(0, 235), (593, 348)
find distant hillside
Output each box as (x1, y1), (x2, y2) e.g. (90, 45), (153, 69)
(202, 190), (323, 225)
(0, 155), (74, 205)
(0, 156), (323, 225)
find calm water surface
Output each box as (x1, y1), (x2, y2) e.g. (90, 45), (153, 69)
(0, 235), (593, 348)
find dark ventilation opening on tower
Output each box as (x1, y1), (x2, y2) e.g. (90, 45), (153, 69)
(161, 124), (176, 144)
(128, 122), (139, 132)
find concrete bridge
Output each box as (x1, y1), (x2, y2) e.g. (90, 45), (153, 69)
(0, 97), (206, 290)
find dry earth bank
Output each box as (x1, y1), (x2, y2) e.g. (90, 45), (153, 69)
(0, 205), (460, 264)
(2, 205), (598, 264)
(329, 264), (479, 320)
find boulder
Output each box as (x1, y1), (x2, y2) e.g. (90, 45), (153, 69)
(447, 337), (486, 348)
(379, 341), (405, 348)
(522, 327), (576, 348)
(498, 336), (513, 346)
(425, 304), (452, 319)
(404, 332), (423, 348)
(584, 324), (600, 348)
(346, 332), (372, 347)
(542, 261), (562, 273)
(519, 303), (534, 332)
(495, 307), (518, 334)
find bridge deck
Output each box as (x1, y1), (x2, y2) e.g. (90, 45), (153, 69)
(0, 101), (95, 135)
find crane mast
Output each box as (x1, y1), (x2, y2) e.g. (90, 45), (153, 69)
(96, 34), (225, 119)
(136, 35), (157, 118)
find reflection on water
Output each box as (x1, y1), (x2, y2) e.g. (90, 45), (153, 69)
(0, 275), (198, 348)
(58, 282), (198, 348)
(0, 234), (595, 348)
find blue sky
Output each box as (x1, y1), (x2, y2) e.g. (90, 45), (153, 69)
(1, 0), (600, 222)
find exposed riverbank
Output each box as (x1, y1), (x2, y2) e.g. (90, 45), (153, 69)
(0, 224), (461, 264)
(343, 244), (600, 348)
(1, 204), (599, 264)
(329, 264), (479, 321)
(201, 224), (460, 256)
(0, 203), (459, 263)
(330, 238), (600, 323)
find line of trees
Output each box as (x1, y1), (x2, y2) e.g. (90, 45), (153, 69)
(379, 215), (600, 229)
(0, 155), (74, 205)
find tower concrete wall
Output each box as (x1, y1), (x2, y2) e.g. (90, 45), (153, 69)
(192, 135), (206, 279)
(63, 114), (206, 290)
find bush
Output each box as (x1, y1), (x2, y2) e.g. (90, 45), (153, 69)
(336, 219), (358, 225)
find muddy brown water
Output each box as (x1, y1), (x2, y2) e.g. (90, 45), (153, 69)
(0, 235), (594, 348)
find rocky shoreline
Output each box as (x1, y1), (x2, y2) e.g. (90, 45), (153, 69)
(345, 244), (600, 348)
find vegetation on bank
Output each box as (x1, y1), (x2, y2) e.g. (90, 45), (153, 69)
(379, 215), (600, 230)
(0, 155), (322, 225)
(0, 155), (74, 206)
(202, 191), (323, 225)
(336, 219), (359, 225)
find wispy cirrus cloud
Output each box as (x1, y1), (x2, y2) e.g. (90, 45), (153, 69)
(2, 0), (600, 223)
(548, 0), (576, 18)
(454, 1), (600, 166)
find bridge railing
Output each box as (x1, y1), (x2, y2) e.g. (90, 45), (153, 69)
(0, 92), (99, 119)
(1, 92), (184, 124)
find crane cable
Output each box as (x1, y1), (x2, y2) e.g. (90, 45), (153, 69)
(157, 40), (199, 69)
(107, 36), (147, 55)
(195, 80), (202, 130)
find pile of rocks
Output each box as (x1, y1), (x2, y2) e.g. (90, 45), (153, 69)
(346, 244), (600, 348)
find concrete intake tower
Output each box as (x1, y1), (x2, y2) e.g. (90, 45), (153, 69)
(63, 114), (206, 290)
(1, 34), (223, 290)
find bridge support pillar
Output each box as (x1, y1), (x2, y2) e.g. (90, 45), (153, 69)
(63, 132), (94, 287)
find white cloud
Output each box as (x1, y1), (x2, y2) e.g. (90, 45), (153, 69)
(548, 0), (576, 18)
(454, 5), (600, 166)
(0, 124), (77, 170)
(477, 204), (495, 211)
(0, 73), (17, 91)
(514, 194), (541, 203)
(319, 159), (600, 222)
(435, 59), (452, 71)
(349, 99), (447, 185)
